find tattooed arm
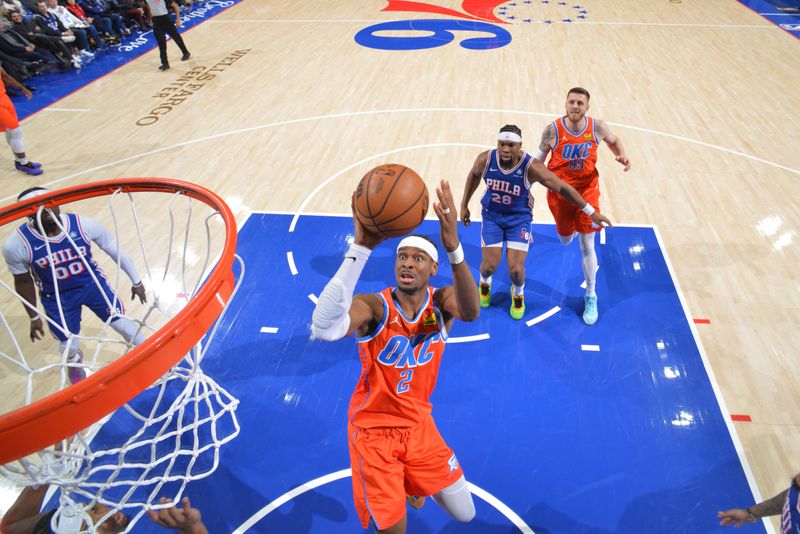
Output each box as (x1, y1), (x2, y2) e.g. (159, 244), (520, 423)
(535, 122), (556, 162)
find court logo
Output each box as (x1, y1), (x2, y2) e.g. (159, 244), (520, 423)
(355, 1), (512, 51)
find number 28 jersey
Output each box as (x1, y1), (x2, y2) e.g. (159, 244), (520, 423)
(348, 287), (448, 429)
(479, 149), (534, 216)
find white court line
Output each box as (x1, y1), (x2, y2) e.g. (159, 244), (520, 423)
(758, 12), (799, 16)
(526, 306), (560, 326)
(581, 344), (600, 352)
(565, 21), (772, 28)
(286, 251), (298, 275)
(651, 226), (774, 533)
(209, 18), (384, 23)
(232, 468), (535, 534)
(259, 327), (278, 334)
(447, 333), (490, 343)
(41, 107), (91, 112)
(307, 293), (318, 304)
(15, 107), (798, 205)
(288, 143), (488, 232)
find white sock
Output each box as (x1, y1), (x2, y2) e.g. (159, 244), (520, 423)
(480, 274), (492, 286)
(15, 156), (28, 164)
(578, 232), (598, 297)
(511, 283), (524, 297)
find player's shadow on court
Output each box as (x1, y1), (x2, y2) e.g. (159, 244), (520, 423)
(254, 489), (350, 533)
(204, 334), (359, 380)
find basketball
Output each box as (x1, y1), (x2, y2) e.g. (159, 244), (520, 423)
(354, 164), (429, 237)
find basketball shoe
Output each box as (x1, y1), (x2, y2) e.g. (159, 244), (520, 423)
(510, 291), (525, 320)
(479, 282), (491, 308)
(583, 295), (598, 325)
(406, 496), (425, 509)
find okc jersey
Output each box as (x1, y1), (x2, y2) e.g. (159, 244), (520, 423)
(479, 149), (534, 216)
(547, 116), (600, 189)
(15, 213), (102, 294)
(349, 287), (448, 428)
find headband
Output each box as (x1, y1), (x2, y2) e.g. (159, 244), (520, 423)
(18, 188), (49, 202)
(397, 236), (438, 263)
(497, 131), (522, 143)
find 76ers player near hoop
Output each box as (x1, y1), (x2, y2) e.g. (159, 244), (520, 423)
(2, 187), (147, 384)
(460, 124), (611, 320)
(536, 87), (631, 325)
(312, 180), (480, 533)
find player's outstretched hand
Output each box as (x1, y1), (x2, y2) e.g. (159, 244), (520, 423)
(433, 179), (459, 253)
(460, 205), (471, 226)
(717, 508), (757, 527)
(147, 497), (207, 534)
(30, 317), (44, 342)
(591, 211), (612, 228)
(351, 193), (386, 250)
(131, 282), (147, 304)
(616, 155), (631, 172)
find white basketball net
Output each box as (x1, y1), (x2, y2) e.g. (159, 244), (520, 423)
(0, 186), (242, 533)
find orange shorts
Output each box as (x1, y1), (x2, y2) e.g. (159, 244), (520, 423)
(348, 415), (463, 530)
(547, 181), (601, 236)
(0, 95), (19, 132)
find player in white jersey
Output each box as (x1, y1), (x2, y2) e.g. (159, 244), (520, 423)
(2, 187), (147, 383)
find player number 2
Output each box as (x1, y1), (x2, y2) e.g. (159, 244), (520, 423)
(491, 193), (512, 205)
(397, 369), (413, 394)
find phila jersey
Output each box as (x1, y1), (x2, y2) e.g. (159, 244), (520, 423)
(12, 213), (101, 294)
(547, 116), (600, 189)
(349, 286), (448, 428)
(479, 149), (534, 216)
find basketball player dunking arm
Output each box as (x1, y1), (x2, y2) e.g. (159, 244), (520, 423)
(535, 87), (631, 325)
(311, 180), (480, 534)
(2, 187), (147, 384)
(460, 124), (611, 320)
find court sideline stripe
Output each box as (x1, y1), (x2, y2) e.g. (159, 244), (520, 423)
(14, 107), (799, 204)
(651, 226), (775, 534)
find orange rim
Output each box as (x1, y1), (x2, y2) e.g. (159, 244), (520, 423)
(0, 178), (237, 465)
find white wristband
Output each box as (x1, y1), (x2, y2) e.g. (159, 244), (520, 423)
(447, 243), (464, 265)
(581, 203), (595, 216)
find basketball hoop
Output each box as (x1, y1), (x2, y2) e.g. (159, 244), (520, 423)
(0, 178), (243, 532)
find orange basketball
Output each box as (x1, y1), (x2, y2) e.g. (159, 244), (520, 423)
(354, 164), (429, 237)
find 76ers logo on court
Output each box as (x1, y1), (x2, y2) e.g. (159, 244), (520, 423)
(355, 1), (512, 51)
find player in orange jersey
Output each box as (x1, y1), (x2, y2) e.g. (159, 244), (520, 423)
(311, 179), (480, 533)
(536, 87), (630, 325)
(0, 67), (42, 175)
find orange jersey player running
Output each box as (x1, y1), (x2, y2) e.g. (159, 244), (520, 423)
(311, 179), (480, 534)
(535, 87), (631, 326)
(0, 67), (42, 175)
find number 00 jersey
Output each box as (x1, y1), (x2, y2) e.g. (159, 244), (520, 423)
(479, 149), (534, 216)
(348, 287), (448, 429)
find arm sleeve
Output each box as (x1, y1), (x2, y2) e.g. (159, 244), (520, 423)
(79, 216), (142, 284)
(2, 233), (31, 275)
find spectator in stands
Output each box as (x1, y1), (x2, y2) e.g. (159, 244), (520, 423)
(1, 0), (26, 22)
(6, 11), (72, 69)
(34, 0), (91, 60)
(64, 0), (114, 46)
(80, 0), (126, 40)
(46, 0), (101, 51)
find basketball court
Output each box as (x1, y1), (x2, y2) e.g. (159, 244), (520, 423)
(0, 1), (798, 532)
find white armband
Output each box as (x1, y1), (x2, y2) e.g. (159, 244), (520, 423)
(534, 149), (547, 162)
(581, 203), (595, 216)
(447, 243), (464, 265)
(311, 243), (371, 341)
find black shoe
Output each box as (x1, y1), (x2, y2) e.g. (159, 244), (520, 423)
(181, 52), (190, 61)
(159, 63), (170, 71)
